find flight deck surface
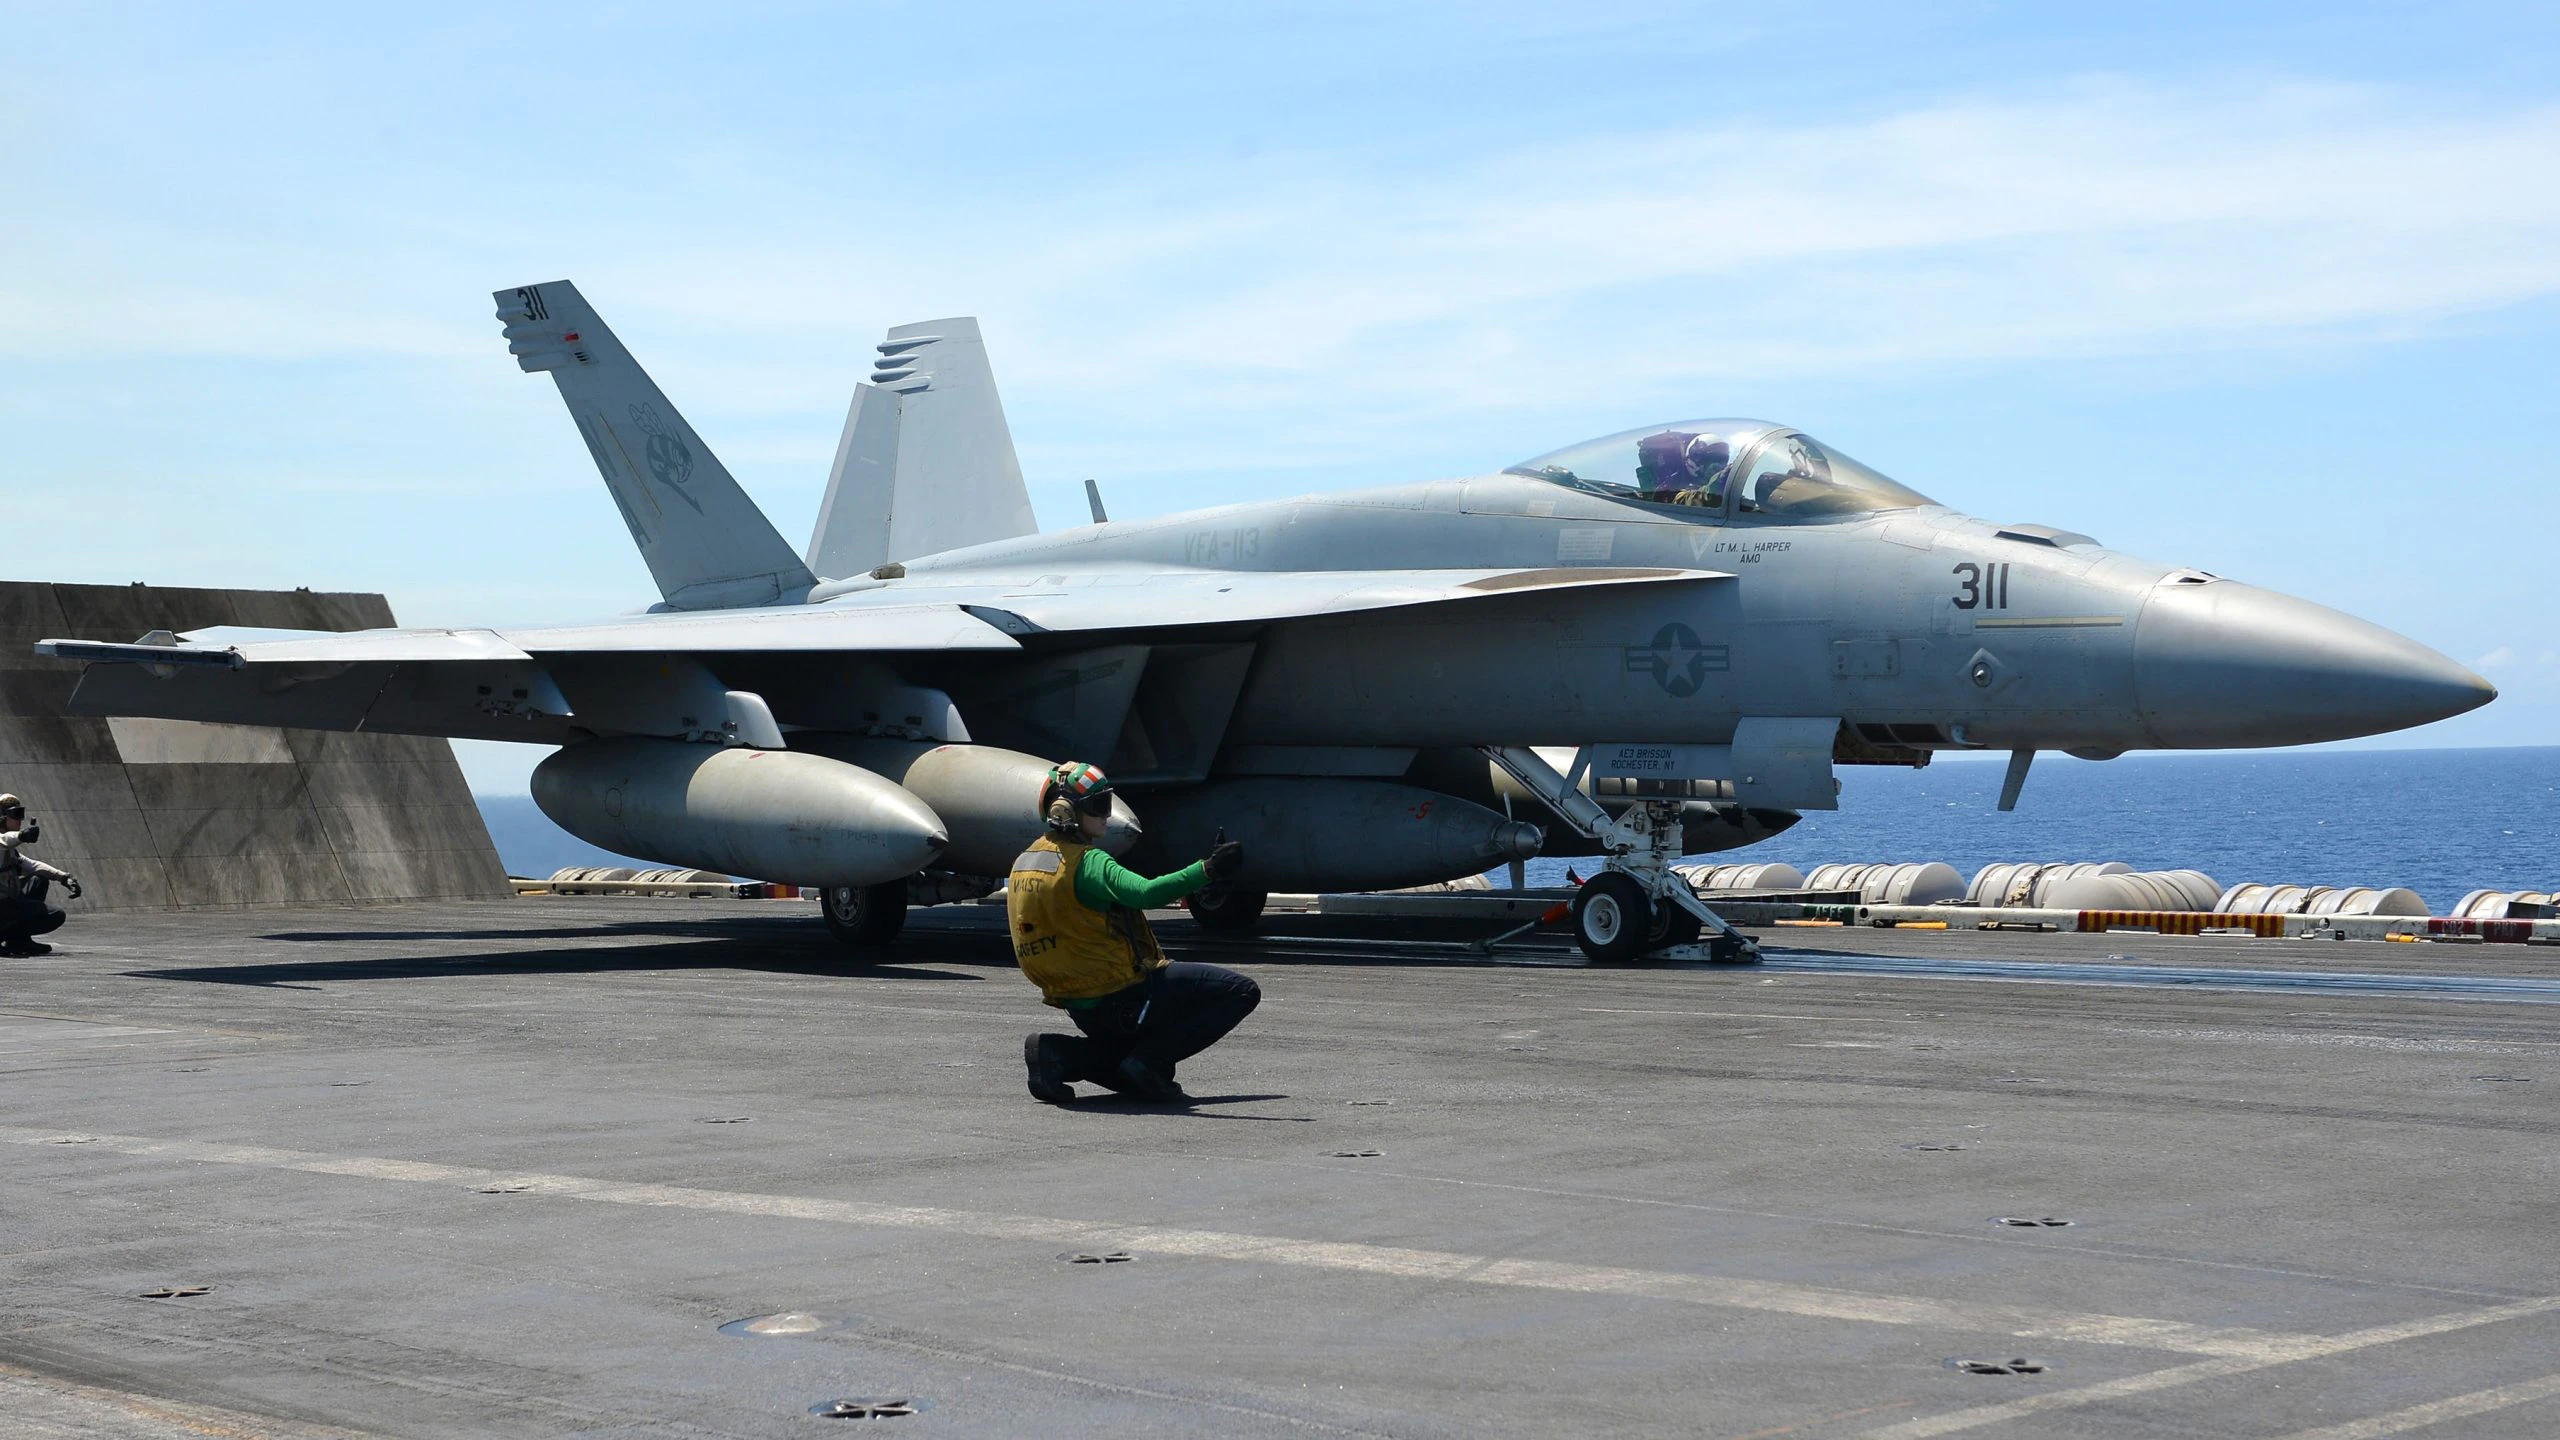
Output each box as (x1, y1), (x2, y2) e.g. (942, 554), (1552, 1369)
(3, 899), (2556, 1438)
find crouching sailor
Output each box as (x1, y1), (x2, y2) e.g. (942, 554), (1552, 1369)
(0, 794), (80, 957)
(1009, 762), (1257, 1104)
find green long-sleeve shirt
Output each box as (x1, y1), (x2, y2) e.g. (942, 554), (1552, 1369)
(1074, 849), (1209, 912)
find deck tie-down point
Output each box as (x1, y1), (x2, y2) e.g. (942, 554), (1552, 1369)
(1947, 1357), (2047, 1376)
(809, 1398), (926, 1419)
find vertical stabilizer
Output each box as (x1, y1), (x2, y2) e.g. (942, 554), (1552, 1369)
(496, 281), (816, 611)
(806, 317), (1038, 579)
(809, 382), (901, 580)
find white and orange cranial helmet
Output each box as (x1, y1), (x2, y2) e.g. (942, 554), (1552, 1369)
(1039, 763), (1115, 832)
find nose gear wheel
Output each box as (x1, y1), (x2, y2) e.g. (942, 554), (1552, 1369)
(1571, 873), (1654, 965)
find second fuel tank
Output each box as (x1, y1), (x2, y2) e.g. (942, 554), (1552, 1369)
(1129, 778), (1541, 893)
(532, 738), (946, 887)
(789, 736), (1140, 875)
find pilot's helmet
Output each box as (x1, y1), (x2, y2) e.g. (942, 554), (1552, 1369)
(1682, 436), (1730, 476)
(1636, 431), (1698, 496)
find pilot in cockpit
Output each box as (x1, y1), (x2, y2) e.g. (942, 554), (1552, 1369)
(1636, 431), (1731, 508)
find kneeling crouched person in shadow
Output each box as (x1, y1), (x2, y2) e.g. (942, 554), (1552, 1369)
(1010, 763), (1257, 1105)
(0, 795), (80, 957)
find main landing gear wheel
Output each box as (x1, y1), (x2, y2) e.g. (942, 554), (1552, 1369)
(1189, 886), (1268, 934)
(1570, 872), (1655, 965)
(821, 879), (909, 949)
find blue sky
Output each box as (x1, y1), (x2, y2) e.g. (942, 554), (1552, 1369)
(7, 2), (2555, 794)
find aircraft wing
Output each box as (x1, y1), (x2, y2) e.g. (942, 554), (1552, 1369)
(41, 604), (1026, 744)
(44, 565), (1721, 668)
(495, 604), (1025, 654)
(40, 566), (1724, 744)
(39, 605), (1025, 670)
(881, 565), (1730, 636)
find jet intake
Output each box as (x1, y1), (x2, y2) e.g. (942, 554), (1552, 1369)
(1133, 779), (1539, 894)
(531, 738), (946, 887)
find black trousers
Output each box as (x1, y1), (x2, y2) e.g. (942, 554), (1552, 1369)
(1063, 962), (1260, 1084)
(0, 876), (63, 943)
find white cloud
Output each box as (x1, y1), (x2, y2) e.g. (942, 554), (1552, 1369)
(1069, 85), (2560, 406)
(2476, 646), (2517, 669)
(10, 80), (2558, 433)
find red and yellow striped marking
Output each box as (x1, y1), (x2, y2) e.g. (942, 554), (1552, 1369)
(2077, 910), (2286, 937)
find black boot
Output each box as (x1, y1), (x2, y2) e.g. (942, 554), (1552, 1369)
(0, 938), (45, 957)
(1114, 1055), (1190, 1104)
(1024, 1033), (1080, 1104)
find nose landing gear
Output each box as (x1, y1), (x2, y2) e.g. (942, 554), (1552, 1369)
(1483, 746), (1764, 968)
(1568, 872), (1652, 965)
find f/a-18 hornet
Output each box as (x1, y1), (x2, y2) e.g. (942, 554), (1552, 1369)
(41, 282), (2494, 963)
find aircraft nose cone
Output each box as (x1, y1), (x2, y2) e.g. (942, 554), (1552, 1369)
(2135, 579), (2494, 747)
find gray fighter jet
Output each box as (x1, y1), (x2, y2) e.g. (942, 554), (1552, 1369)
(40, 282), (2493, 963)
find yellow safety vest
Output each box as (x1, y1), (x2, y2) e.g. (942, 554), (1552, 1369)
(1007, 834), (1167, 1006)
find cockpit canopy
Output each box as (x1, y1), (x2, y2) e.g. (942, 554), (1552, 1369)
(1505, 419), (1934, 519)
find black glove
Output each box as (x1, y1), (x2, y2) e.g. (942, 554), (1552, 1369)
(61, 876), (81, 900)
(1203, 831), (1246, 883)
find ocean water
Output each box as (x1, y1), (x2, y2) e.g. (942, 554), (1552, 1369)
(474, 794), (670, 880)
(475, 746), (2560, 915)
(1524, 745), (2560, 912)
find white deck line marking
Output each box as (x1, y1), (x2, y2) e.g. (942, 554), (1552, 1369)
(1859, 1294), (2560, 1438)
(4, 1124), (2314, 1358)
(1578, 1007), (1838, 1021)
(2268, 1371), (2560, 1440)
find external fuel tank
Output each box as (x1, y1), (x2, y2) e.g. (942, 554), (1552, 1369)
(789, 736), (1140, 876)
(532, 738), (946, 887)
(1129, 778), (1541, 894)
